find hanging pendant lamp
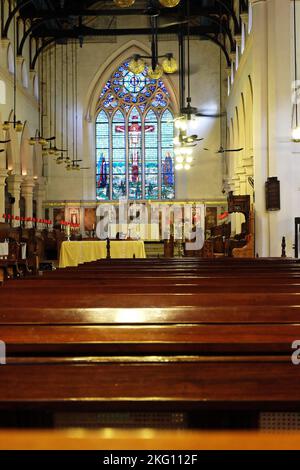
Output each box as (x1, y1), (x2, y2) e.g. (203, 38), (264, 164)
(159, 0), (181, 8)
(113, 0), (135, 7)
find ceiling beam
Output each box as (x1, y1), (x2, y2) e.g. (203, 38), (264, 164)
(32, 25), (219, 39)
(20, 7), (218, 19)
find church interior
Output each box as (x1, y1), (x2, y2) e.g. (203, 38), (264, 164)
(0, 0), (300, 452)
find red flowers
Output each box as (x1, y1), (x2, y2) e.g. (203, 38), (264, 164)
(2, 214), (80, 228)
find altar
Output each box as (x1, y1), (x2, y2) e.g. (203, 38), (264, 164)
(59, 240), (146, 268)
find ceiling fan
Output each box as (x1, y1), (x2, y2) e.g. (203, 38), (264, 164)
(66, 161), (90, 171)
(175, 129), (203, 145)
(176, 0), (226, 122)
(204, 145), (244, 154)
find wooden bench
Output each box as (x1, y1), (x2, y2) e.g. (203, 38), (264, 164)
(1, 429), (300, 450)
(1, 258), (300, 427)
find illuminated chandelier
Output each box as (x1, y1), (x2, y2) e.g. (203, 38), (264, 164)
(113, 0), (135, 7)
(129, 53), (177, 79)
(174, 128), (194, 171)
(113, 0), (181, 8)
(159, 0), (181, 7)
(128, 8), (177, 79)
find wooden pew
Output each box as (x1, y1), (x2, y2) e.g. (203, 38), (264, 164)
(1, 258), (300, 427)
(1, 429), (300, 450)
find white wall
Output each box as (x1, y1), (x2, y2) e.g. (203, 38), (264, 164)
(45, 33), (225, 203)
(226, 0), (300, 257)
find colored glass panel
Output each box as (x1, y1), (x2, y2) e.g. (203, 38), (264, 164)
(161, 110), (175, 200)
(145, 110), (158, 199)
(112, 110), (126, 199)
(128, 108), (142, 200)
(96, 110), (110, 201)
(96, 61), (175, 201)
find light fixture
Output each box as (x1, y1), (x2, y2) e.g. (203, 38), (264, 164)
(128, 11), (177, 80)
(147, 64), (164, 80)
(162, 54), (178, 74)
(128, 56), (145, 74)
(56, 158), (64, 165)
(175, 119), (187, 131)
(15, 121), (23, 132)
(188, 116), (199, 130)
(175, 163), (183, 170)
(2, 120), (23, 132)
(39, 137), (48, 146)
(129, 54), (177, 80)
(159, 0), (181, 7)
(28, 135), (51, 146)
(184, 163), (191, 170)
(292, 127), (300, 142)
(113, 0), (135, 7)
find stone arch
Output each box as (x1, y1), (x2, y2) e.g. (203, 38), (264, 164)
(84, 39), (179, 122)
(81, 39), (179, 200)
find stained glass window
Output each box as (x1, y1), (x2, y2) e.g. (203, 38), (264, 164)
(96, 60), (175, 200)
(112, 110), (126, 199)
(96, 110), (110, 201)
(161, 110), (175, 200)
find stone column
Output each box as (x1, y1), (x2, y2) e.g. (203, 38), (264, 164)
(34, 177), (46, 229)
(21, 177), (35, 228)
(250, 0), (270, 256)
(250, 0), (295, 257)
(266, 0), (294, 257)
(0, 169), (7, 220)
(7, 175), (23, 227)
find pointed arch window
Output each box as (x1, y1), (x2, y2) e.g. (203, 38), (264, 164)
(96, 60), (175, 200)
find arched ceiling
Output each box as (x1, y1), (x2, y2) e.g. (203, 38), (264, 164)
(5, 0), (249, 68)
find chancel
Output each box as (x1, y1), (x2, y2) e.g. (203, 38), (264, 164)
(0, 0), (300, 453)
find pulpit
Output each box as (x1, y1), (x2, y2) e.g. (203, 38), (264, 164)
(226, 192), (254, 258)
